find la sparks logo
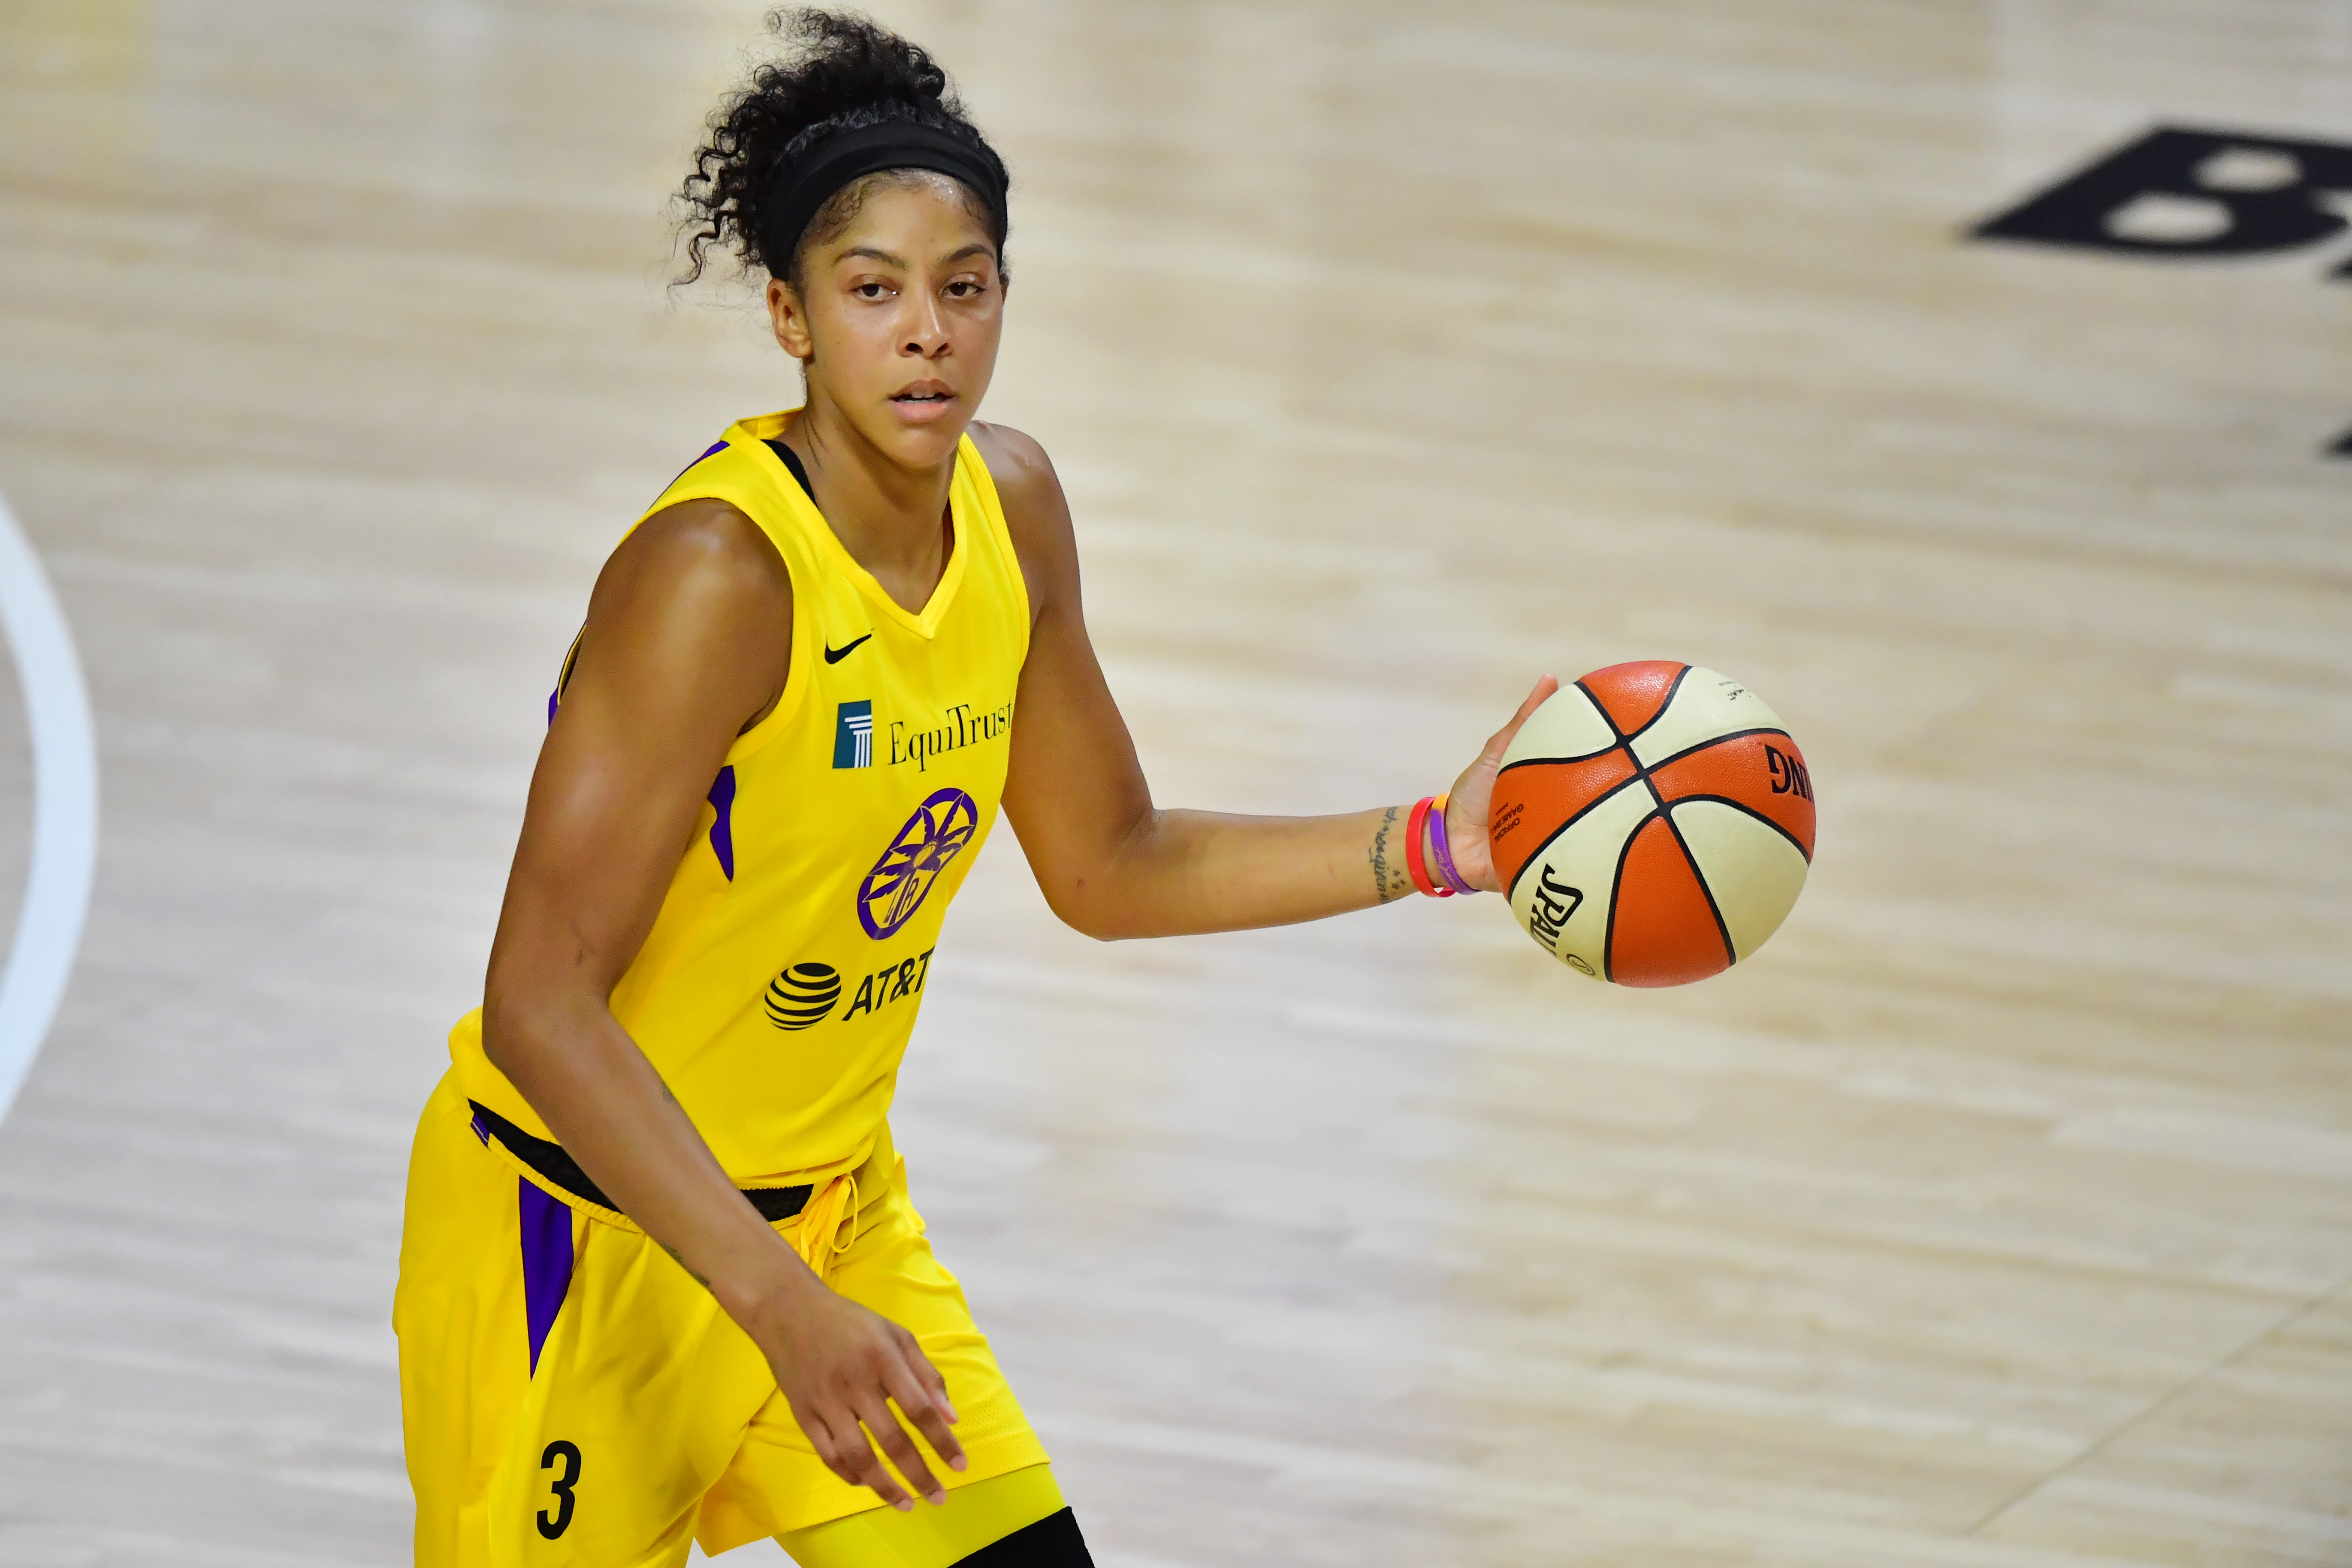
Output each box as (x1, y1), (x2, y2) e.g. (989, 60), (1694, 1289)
(856, 787), (978, 939)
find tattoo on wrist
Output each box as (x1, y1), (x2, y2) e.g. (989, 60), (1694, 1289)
(1370, 806), (1402, 904)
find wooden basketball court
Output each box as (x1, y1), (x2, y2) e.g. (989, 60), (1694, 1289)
(0, 2), (2345, 1563)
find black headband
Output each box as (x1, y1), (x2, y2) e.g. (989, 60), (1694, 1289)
(761, 120), (1006, 275)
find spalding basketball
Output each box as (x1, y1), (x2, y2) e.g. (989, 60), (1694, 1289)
(1488, 662), (1814, 986)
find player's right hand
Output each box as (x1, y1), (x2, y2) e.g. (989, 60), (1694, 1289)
(750, 1282), (968, 1509)
(1443, 675), (1561, 891)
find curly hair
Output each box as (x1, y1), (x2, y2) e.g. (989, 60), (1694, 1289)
(678, 8), (1009, 289)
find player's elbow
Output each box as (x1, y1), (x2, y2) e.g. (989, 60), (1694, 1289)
(1039, 877), (1148, 942)
(1026, 810), (1166, 940)
(1044, 890), (1124, 942)
(480, 970), (569, 1082)
(1066, 912), (1144, 943)
(477, 988), (533, 1080)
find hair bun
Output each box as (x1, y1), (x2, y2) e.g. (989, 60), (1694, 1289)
(676, 8), (1008, 287)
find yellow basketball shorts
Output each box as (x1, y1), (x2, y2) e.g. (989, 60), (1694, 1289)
(394, 1071), (1050, 1565)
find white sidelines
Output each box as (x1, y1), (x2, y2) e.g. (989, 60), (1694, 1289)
(0, 487), (97, 1128)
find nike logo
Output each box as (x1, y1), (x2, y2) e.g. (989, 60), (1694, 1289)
(823, 632), (873, 665)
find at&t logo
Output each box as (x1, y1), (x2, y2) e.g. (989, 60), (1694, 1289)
(765, 963), (842, 1030)
(761, 949), (938, 1031)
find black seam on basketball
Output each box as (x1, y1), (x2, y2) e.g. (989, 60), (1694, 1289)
(1525, 677), (1792, 977)
(1621, 662), (1694, 744)
(1505, 679), (1655, 901)
(1641, 726), (1794, 775)
(1601, 809), (1658, 983)
(1666, 794), (1813, 863)
(1574, 679), (1628, 743)
(1497, 746), (1622, 775)
(1503, 766), (1645, 901)
(1509, 704), (1673, 903)
(1658, 804), (1738, 970)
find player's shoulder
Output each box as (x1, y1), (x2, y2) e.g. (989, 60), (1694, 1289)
(966, 422), (1076, 619)
(605, 495), (791, 616)
(966, 422), (1071, 541)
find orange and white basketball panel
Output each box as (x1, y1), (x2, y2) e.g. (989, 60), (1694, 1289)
(1497, 682), (1620, 769)
(1669, 798), (1810, 962)
(1506, 776), (1653, 978)
(1576, 660), (1687, 738)
(1648, 731), (1815, 859)
(1603, 815), (1733, 988)
(1626, 665), (1789, 770)
(1487, 749), (1639, 895)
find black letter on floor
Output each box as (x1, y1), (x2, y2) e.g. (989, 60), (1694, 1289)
(1970, 125), (2352, 267)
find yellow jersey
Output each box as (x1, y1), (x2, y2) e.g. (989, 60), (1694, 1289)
(448, 412), (1030, 1208)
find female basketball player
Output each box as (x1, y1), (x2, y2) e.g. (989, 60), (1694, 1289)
(394, 12), (1552, 1565)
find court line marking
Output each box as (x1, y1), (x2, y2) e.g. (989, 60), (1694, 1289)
(0, 486), (97, 1129)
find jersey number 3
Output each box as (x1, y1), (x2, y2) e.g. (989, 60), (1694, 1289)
(537, 1440), (582, 1539)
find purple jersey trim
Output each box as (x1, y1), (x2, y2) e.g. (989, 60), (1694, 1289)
(663, 439), (730, 492)
(518, 1178), (574, 1375)
(707, 765), (737, 881)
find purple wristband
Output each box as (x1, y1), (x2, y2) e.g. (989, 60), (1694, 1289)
(1428, 794), (1479, 895)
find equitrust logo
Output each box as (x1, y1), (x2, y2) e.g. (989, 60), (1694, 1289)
(833, 700), (873, 769)
(833, 696), (1015, 773)
(888, 699), (1014, 772)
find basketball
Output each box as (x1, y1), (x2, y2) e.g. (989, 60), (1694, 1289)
(1488, 662), (1815, 986)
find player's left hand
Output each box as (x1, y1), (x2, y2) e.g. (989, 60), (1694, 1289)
(1440, 676), (1558, 894)
(752, 1280), (967, 1511)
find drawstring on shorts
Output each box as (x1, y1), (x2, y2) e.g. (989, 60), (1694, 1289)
(833, 1169), (860, 1259)
(786, 1164), (865, 1284)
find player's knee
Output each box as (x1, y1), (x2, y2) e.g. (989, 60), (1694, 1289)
(951, 1505), (1093, 1566)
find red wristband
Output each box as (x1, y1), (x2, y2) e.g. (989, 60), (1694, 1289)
(1405, 795), (1452, 898)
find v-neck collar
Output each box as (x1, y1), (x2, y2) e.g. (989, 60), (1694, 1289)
(760, 434), (966, 640)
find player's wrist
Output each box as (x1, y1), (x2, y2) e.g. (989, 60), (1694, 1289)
(1409, 794), (1479, 897)
(1443, 792), (1501, 894)
(715, 1237), (830, 1332)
